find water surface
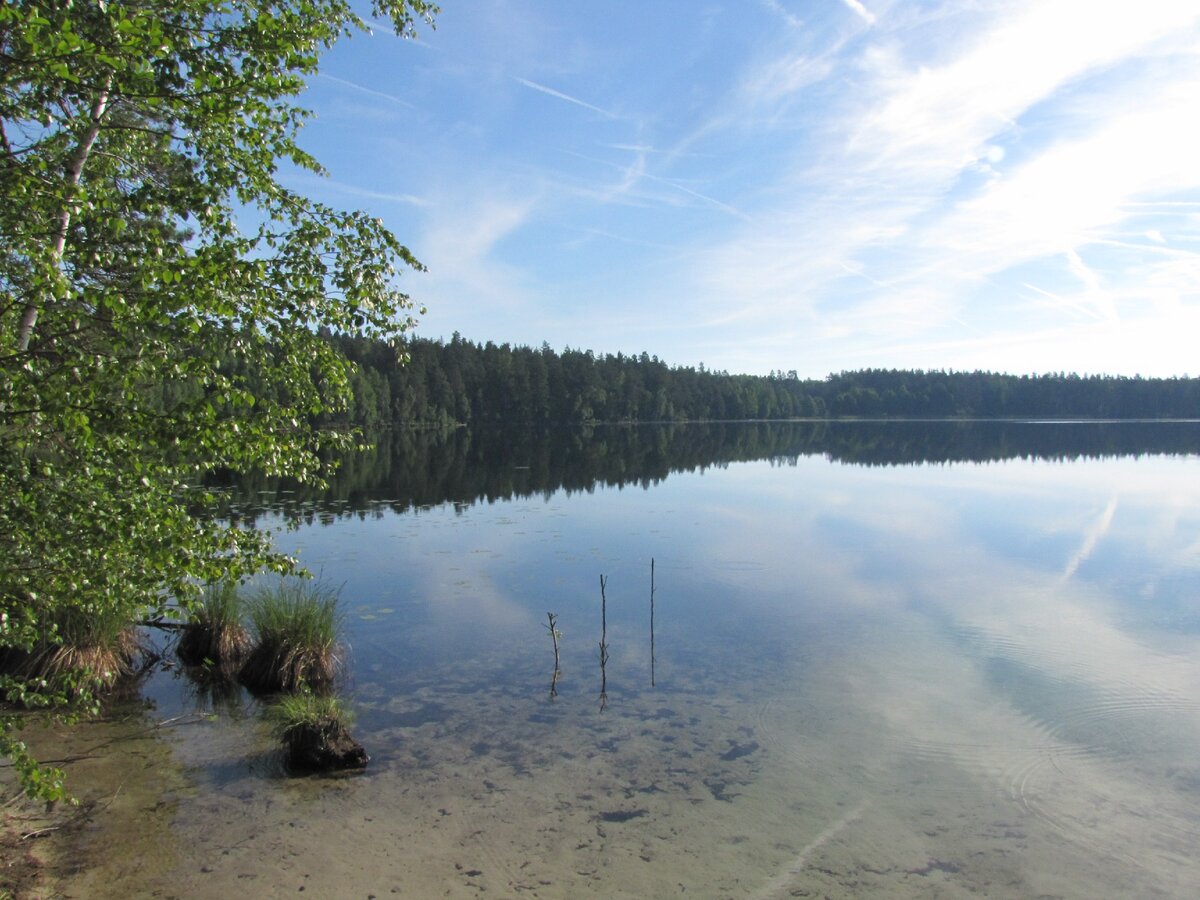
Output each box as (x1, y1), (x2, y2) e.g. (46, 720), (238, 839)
(57, 423), (1200, 897)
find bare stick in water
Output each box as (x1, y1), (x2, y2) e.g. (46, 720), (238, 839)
(650, 557), (656, 688)
(599, 575), (609, 710)
(546, 612), (562, 699)
(546, 612), (561, 669)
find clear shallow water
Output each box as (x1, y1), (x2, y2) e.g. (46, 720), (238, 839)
(57, 427), (1200, 897)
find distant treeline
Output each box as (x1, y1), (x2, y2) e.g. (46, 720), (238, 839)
(322, 333), (1200, 426)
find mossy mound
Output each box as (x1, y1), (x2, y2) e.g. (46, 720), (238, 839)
(266, 693), (367, 772)
(280, 717), (369, 772)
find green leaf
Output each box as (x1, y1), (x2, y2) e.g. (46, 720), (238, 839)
(0, 0), (436, 799)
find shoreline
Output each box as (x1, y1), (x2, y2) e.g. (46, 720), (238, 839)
(0, 797), (66, 899)
(1, 707), (193, 899)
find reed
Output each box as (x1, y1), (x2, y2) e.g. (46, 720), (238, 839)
(546, 612), (562, 699)
(598, 574), (609, 710)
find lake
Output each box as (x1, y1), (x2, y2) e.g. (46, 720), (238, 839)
(51, 422), (1200, 898)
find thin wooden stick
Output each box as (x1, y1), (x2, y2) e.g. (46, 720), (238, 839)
(545, 612), (561, 670)
(600, 574), (607, 636)
(598, 574), (609, 710)
(650, 558), (656, 688)
(546, 612), (562, 699)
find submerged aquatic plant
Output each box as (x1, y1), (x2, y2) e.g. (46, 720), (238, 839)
(177, 580), (252, 671)
(239, 579), (343, 692)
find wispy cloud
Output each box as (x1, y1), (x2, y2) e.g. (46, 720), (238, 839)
(301, 0), (1200, 374)
(1020, 282), (1106, 322)
(737, 51), (837, 113)
(314, 179), (428, 208)
(761, 0), (803, 29)
(837, 0), (875, 26)
(556, 147), (748, 219)
(316, 73), (414, 109)
(414, 191), (542, 340)
(514, 77), (617, 118)
(683, 0), (1200, 374)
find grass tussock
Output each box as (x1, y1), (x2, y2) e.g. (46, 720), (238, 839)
(1, 605), (143, 698)
(238, 579), (343, 693)
(177, 580), (252, 670)
(264, 691), (367, 771)
(265, 692), (353, 741)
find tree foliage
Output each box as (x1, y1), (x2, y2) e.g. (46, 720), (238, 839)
(323, 333), (1200, 428)
(0, 0), (435, 797)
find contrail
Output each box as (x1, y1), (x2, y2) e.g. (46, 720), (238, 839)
(317, 73), (413, 109)
(514, 77), (617, 118)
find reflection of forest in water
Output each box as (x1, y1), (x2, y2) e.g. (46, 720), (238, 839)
(219, 420), (1200, 523)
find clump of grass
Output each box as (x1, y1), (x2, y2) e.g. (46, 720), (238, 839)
(264, 691), (367, 771)
(265, 692), (354, 742)
(238, 579), (343, 692)
(177, 580), (252, 671)
(3, 605), (142, 698)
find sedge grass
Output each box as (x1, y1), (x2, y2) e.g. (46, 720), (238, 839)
(2, 604), (142, 698)
(239, 579), (343, 692)
(264, 690), (366, 771)
(265, 692), (353, 740)
(177, 580), (252, 670)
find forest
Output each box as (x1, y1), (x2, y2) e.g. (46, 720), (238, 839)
(325, 332), (1200, 427)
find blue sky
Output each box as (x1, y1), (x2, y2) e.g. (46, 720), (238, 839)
(292, 0), (1200, 378)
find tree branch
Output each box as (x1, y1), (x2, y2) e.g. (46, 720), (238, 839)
(16, 75), (114, 352)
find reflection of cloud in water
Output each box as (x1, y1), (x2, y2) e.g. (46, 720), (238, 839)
(724, 458), (1200, 705)
(779, 460), (1200, 887)
(1061, 495), (1118, 580)
(849, 613), (1200, 890)
(70, 446), (1200, 898)
(420, 573), (535, 633)
(701, 457), (1200, 874)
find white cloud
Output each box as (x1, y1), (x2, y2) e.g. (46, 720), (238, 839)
(737, 51), (837, 112)
(414, 192), (540, 334)
(681, 0), (1200, 375)
(856, 0), (1200, 179)
(837, 0), (875, 26)
(305, 177), (428, 208)
(302, 0), (1200, 374)
(761, 0), (804, 29)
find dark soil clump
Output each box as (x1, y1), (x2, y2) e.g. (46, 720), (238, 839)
(281, 716), (369, 772)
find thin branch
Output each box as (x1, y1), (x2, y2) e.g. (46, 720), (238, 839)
(0, 118), (14, 159)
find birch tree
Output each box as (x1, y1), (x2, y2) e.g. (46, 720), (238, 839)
(0, 0), (436, 797)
